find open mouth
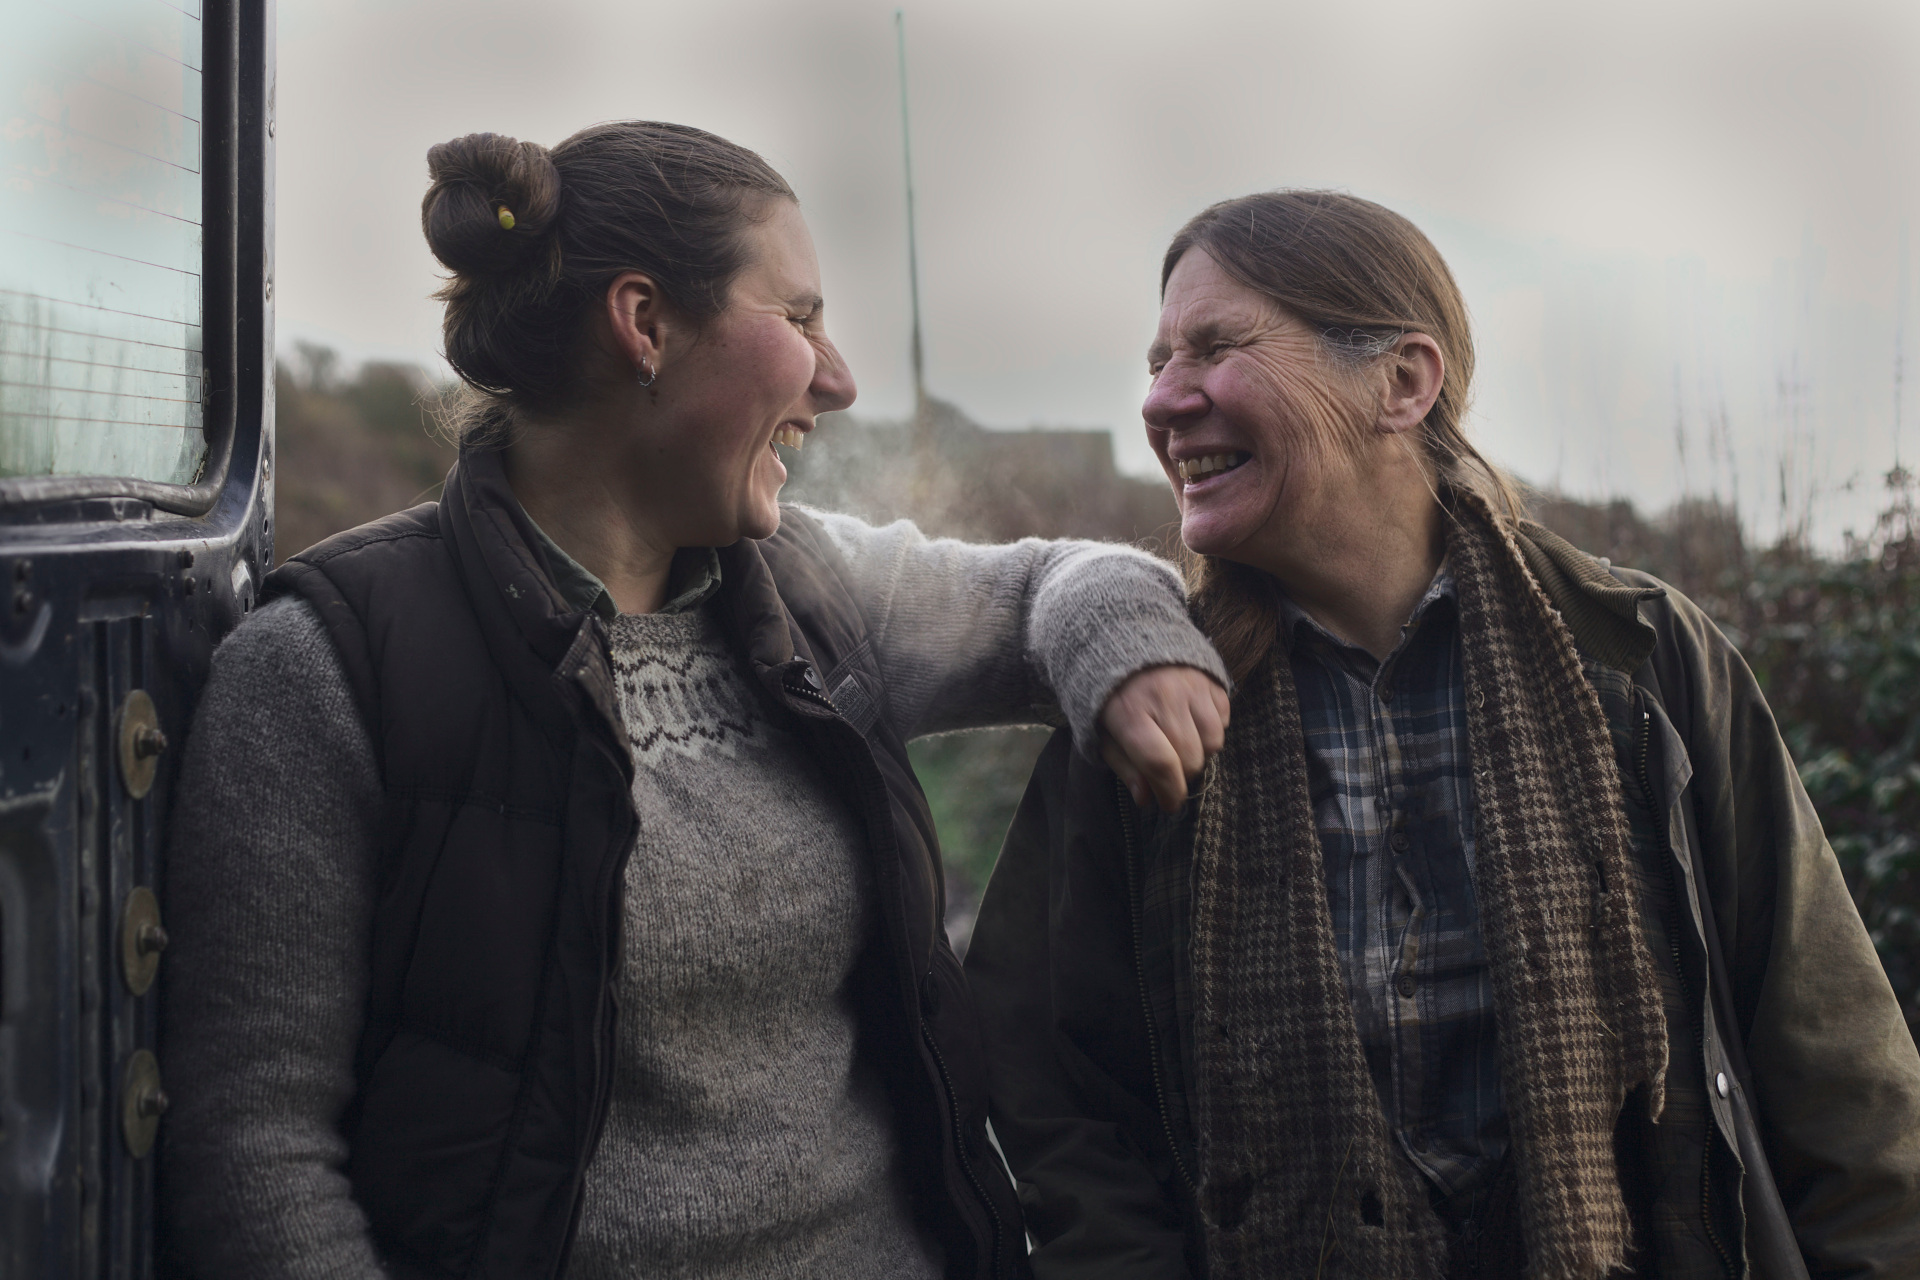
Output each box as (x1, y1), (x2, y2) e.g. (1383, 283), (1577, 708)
(771, 424), (806, 452)
(1176, 452), (1249, 484)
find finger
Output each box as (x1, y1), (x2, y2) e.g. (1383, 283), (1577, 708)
(1189, 687), (1227, 757)
(1101, 738), (1151, 809)
(1129, 730), (1189, 811)
(1160, 706), (1208, 781)
(1107, 733), (1167, 810)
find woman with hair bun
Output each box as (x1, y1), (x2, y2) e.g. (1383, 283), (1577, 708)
(159, 122), (1228, 1279)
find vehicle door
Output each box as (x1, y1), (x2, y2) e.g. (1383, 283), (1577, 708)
(0, 1), (273, 1273)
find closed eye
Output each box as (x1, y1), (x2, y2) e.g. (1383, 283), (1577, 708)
(787, 293), (824, 329)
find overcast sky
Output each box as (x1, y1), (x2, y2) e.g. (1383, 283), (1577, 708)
(277, 0), (1920, 547)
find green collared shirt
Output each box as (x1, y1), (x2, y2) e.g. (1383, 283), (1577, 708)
(525, 518), (721, 619)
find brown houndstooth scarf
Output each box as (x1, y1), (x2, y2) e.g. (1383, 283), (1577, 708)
(1189, 490), (1668, 1280)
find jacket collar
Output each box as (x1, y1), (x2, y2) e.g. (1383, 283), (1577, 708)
(1514, 518), (1665, 672)
(442, 444), (588, 671)
(716, 531), (814, 679)
(445, 445), (811, 706)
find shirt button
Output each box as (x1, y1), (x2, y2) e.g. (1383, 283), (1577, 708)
(1390, 832), (1410, 853)
(1397, 973), (1416, 999)
(1378, 685), (1395, 704)
(1716, 1072), (1730, 1099)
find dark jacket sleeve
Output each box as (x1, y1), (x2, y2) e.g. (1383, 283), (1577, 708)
(966, 732), (1194, 1279)
(1639, 577), (1920, 1278)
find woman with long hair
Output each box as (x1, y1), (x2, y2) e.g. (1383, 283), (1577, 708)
(158, 123), (1229, 1279)
(967, 190), (1920, 1279)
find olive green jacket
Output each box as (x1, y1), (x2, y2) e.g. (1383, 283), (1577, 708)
(967, 522), (1920, 1278)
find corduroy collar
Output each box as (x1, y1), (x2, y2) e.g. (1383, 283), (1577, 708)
(1512, 518), (1665, 673)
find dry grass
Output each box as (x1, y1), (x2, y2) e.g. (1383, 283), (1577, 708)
(273, 364), (457, 562)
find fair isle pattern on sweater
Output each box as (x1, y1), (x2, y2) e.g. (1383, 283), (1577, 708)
(607, 611), (770, 763)
(1187, 492), (1667, 1280)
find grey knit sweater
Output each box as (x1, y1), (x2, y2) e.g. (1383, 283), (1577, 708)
(160, 510), (1225, 1278)
(570, 604), (939, 1279)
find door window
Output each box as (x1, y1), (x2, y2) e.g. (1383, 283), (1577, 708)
(0, 0), (207, 485)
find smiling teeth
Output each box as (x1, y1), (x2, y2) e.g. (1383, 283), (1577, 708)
(1178, 452), (1247, 482)
(772, 425), (805, 451)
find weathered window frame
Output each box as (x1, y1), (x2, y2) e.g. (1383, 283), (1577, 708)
(0, 0), (271, 524)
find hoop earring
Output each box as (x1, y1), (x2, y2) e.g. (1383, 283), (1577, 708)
(635, 359), (657, 388)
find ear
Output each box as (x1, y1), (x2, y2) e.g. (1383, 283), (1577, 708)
(604, 271), (674, 377)
(1377, 332), (1445, 436)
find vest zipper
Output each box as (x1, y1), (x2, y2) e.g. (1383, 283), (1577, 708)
(786, 677), (1010, 1278)
(921, 1017), (1011, 1277)
(1115, 777), (1197, 1195)
(786, 679), (943, 946)
(1637, 701), (1735, 1278)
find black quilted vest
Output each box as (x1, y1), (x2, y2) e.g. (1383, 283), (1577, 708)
(262, 447), (1026, 1280)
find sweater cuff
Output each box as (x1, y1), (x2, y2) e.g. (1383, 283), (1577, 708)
(1034, 555), (1229, 759)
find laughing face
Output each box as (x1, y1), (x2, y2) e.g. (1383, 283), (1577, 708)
(639, 198), (855, 546)
(1143, 248), (1372, 569)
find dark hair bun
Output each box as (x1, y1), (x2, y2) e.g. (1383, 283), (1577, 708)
(423, 120), (793, 414)
(421, 133), (561, 278)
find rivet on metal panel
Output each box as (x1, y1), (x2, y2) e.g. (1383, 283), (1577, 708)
(117, 690), (166, 799)
(231, 559), (255, 613)
(121, 1051), (167, 1159)
(120, 887), (167, 996)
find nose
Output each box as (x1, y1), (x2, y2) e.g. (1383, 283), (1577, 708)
(1142, 358), (1207, 433)
(810, 335), (857, 415)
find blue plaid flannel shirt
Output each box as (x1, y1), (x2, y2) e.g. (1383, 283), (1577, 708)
(1279, 567), (1507, 1212)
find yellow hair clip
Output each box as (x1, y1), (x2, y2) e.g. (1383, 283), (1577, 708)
(496, 205), (516, 231)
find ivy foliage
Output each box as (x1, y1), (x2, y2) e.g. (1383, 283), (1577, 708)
(1700, 475), (1920, 1033)
(1544, 472), (1920, 1035)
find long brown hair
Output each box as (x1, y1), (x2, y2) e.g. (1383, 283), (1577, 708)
(1163, 190), (1521, 681)
(420, 122), (795, 436)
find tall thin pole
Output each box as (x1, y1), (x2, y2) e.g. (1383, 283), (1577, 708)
(895, 9), (926, 414)
(1896, 221), (1908, 469)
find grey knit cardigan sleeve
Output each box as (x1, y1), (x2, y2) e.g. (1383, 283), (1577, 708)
(158, 519), (1223, 1277)
(805, 509), (1226, 750)
(160, 597), (388, 1279)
